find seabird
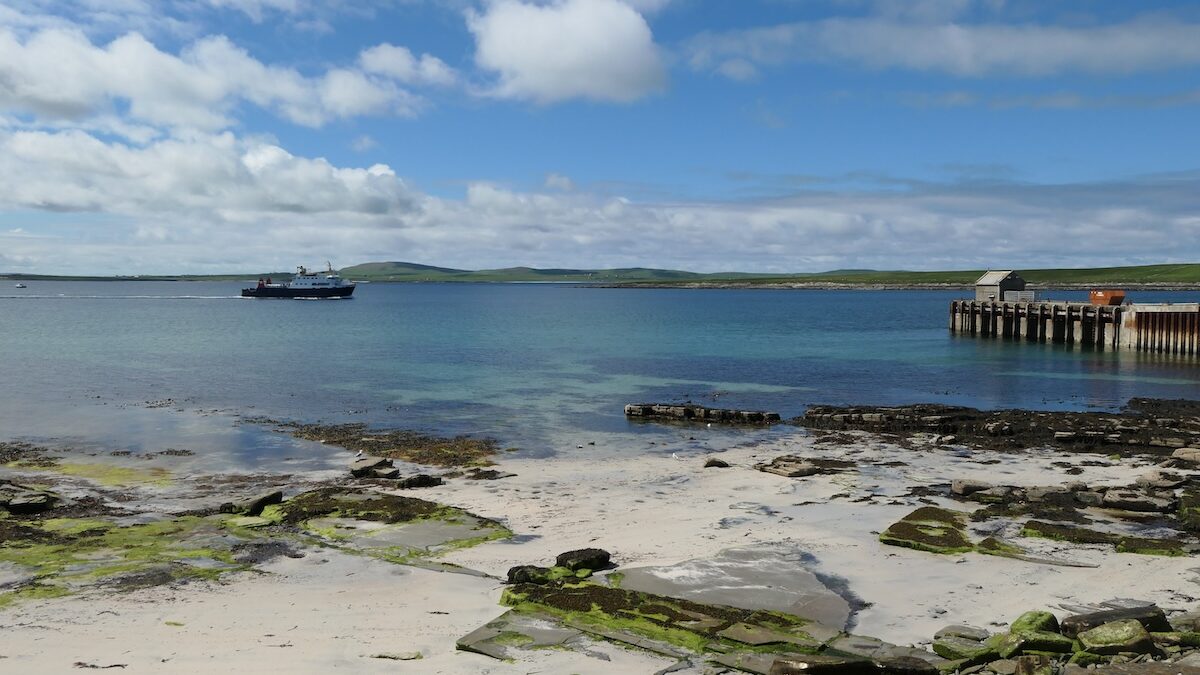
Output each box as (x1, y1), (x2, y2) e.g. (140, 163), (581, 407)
(354, 449), (364, 458)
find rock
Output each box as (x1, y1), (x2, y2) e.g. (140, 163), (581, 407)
(238, 490), (283, 517)
(951, 479), (992, 497)
(1172, 447), (1200, 464)
(1013, 654), (1053, 675)
(555, 548), (611, 572)
(826, 634), (893, 659)
(1025, 486), (1074, 504)
(932, 635), (995, 661)
(968, 486), (1025, 504)
(757, 457), (820, 477)
(1074, 491), (1105, 507)
(350, 456), (393, 477)
(1010, 610), (1059, 634)
(987, 659), (1018, 675)
(985, 630), (1073, 658)
(704, 458), (731, 469)
(1077, 619), (1156, 655)
(1170, 610), (1200, 633)
(873, 656), (938, 674)
(879, 506), (974, 555)
(1061, 605), (1172, 638)
(370, 467), (401, 479)
(506, 565), (552, 584)
(769, 654), (877, 674)
(934, 625), (990, 642)
(1136, 469), (1188, 489)
(1102, 488), (1177, 513)
(0, 481), (59, 514)
(397, 474), (442, 489)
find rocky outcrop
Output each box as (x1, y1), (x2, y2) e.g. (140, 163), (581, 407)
(0, 481), (58, 514)
(798, 399), (1200, 455)
(624, 403), (781, 425)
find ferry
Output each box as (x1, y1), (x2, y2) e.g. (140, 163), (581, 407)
(241, 263), (355, 299)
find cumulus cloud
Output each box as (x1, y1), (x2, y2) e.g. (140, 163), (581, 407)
(467, 0), (666, 103)
(360, 43), (458, 87)
(2, 124), (1199, 275)
(0, 26), (445, 130)
(688, 16), (1200, 79)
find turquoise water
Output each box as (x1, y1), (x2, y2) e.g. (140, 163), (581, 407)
(1, 282), (1198, 455)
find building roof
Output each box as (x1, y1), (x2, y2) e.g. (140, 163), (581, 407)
(975, 270), (1018, 285)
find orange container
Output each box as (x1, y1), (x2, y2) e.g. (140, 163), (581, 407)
(1089, 290), (1126, 306)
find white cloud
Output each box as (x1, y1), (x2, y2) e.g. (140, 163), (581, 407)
(2, 124), (1199, 275)
(0, 26), (439, 131)
(359, 43), (458, 87)
(544, 172), (574, 191)
(467, 0), (666, 103)
(688, 16), (1200, 78)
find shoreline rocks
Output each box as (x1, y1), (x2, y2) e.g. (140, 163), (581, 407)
(625, 403), (781, 425)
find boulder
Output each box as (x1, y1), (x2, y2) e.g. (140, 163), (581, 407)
(1074, 491), (1105, 507)
(951, 479), (991, 497)
(398, 474), (442, 489)
(932, 635), (995, 661)
(1025, 486), (1075, 504)
(506, 565), (552, 585)
(1102, 488), (1177, 513)
(370, 467), (401, 479)
(1013, 654), (1053, 675)
(704, 458), (731, 469)
(1010, 610), (1059, 634)
(1061, 605), (1172, 638)
(1077, 619), (1156, 655)
(238, 490), (283, 517)
(555, 548), (611, 572)
(1172, 447), (1200, 464)
(350, 456), (393, 477)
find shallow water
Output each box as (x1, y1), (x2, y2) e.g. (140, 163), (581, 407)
(1, 282), (1198, 462)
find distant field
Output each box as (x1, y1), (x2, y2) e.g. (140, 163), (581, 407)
(4, 262), (1199, 287)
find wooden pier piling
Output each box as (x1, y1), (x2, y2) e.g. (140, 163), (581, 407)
(949, 300), (1200, 355)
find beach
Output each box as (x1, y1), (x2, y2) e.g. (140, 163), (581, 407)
(4, 403), (1200, 673)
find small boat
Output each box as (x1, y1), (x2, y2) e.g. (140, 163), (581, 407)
(14, 283), (26, 288)
(241, 263), (355, 299)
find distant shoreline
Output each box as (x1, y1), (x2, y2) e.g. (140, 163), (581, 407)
(1, 275), (1197, 292)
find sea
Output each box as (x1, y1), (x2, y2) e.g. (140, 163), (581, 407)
(2, 281), (1198, 462)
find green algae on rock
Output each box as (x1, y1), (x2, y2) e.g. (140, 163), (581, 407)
(0, 514), (256, 608)
(271, 422), (497, 467)
(501, 581), (822, 658)
(879, 506), (974, 554)
(261, 487), (510, 568)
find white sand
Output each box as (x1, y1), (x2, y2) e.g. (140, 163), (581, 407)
(4, 431), (1199, 672)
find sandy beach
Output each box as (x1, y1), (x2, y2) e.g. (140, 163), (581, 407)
(4, 411), (1200, 673)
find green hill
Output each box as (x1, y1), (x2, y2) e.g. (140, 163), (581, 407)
(5, 262), (1199, 287)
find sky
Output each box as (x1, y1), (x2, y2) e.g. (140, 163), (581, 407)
(0, 0), (1199, 275)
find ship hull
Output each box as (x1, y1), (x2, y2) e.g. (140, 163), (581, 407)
(241, 285), (355, 298)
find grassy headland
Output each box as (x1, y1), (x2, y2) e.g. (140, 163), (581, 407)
(3, 261), (1199, 288)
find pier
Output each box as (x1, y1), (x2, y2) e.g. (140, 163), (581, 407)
(949, 300), (1200, 355)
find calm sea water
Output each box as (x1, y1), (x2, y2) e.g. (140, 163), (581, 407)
(1, 281), (1198, 457)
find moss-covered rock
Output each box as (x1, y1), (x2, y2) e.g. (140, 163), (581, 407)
(1077, 619), (1156, 655)
(266, 487), (445, 525)
(984, 630), (1072, 659)
(931, 635), (995, 661)
(502, 581), (820, 657)
(1011, 611), (1059, 635)
(1020, 520), (1117, 545)
(879, 507), (974, 555)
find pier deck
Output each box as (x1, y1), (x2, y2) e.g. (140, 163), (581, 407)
(949, 300), (1200, 355)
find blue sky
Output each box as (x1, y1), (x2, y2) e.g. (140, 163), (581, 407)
(1, 0), (1198, 274)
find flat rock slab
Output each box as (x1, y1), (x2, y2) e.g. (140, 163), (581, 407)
(613, 544), (853, 629)
(457, 610), (584, 660)
(1061, 604), (1172, 638)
